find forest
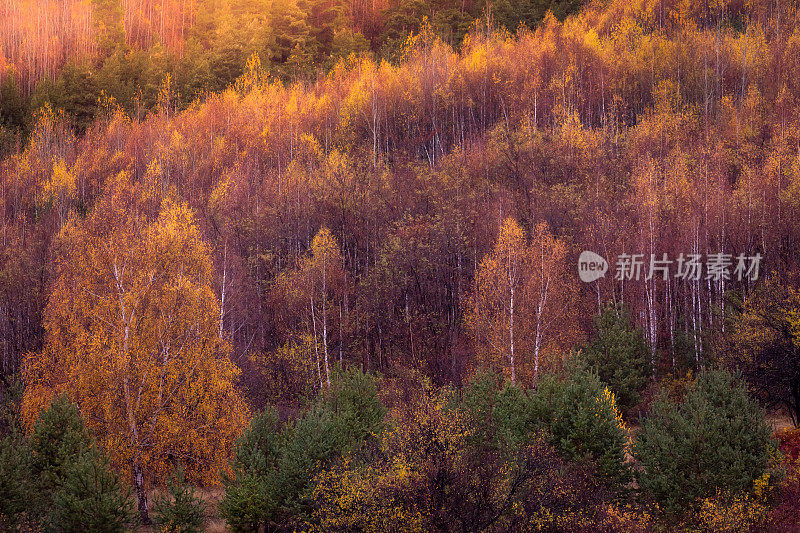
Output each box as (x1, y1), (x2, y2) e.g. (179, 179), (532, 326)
(1, 0), (800, 530)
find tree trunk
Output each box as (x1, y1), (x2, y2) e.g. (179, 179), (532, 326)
(509, 283), (515, 383)
(322, 256), (330, 387)
(219, 243), (227, 340)
(133, 463), (150, 524)
(311, 295), (322, 388)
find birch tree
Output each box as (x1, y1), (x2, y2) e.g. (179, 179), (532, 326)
(466, 218), (576, 385)
(21, 175), (249, 525)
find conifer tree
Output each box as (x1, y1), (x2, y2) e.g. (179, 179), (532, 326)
(635, 369), (774, 518)
(49, 446), (134, 533)
(582, 303), (650, 412)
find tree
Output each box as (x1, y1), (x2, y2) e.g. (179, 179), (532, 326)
(22, 176), (249, 524)
(635, 369), (774, 519)
(467, 218), (526, 383)
(310, 378), (611, 531)
(30, 62), (100, 133)
(466, 218), (575, 385)
(581, 303), (650, 413)
(28, 395), (95, 522)
(221, 368), (385, 531)
(0, 73), (27, 155)
(220, 406), (282, 532)
(458, 369), (539, 449)
(530, 361), (632, 491)
(270, 227), (347, 389)
(723, 278), (800, 427)
(326, 366), (386, 447)
(10, 395), (134, 531)
(49, 446), (134, 533)
(305, 228), (347, 387)
(0, 433), (31, 530)
(153, 468), (206, 533)
(91, 0), (125, 57)
(0, 396), (135, 531)
(457, 365), (632, 492)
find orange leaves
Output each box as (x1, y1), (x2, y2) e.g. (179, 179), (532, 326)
(466, 218), (578, 385)
(22, 177), (249, 486)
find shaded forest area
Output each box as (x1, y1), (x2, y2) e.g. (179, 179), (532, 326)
(2, 0), (800, 530)
(0, 0), (581, 142)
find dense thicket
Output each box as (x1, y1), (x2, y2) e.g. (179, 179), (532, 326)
(2, 0), (800, 528)
(3, 0), (800, 397)
(0, 0), (585, 145)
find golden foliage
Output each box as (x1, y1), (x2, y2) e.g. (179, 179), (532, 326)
(465, 218), (578, 385)
(697, 474), (771, 532)
(22, 174), (249, 486)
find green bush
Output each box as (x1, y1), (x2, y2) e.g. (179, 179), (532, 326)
(635, 369), (774, 519)
(49, 446), (134, 533)
(311, 379), (610, 531)
(221, 368), (386, 532)
(581, 303), (650, 412)
(530, 362), (632, 490)
(153, 468), (205, 533)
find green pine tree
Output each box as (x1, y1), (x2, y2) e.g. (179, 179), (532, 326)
(91, 0), (125, 57)
(30, 63), (100, 134)
(220, 407), (282, 532)
(530, 360), (632, 491)
(153, 468), (205, 533)
(635, 369), (774, 519)
(221, 368), (386, 531)
(582, 303), (650, 412)
(28, 396), (94, 520)
(49, 446), (134, 533)
(0, 433), (32, 530)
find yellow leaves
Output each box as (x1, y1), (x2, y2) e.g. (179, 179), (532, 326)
(697, 482), (771, 532)
(209, 175), (232, 216)
(38, 159), (77, 213)
(466, 218), (577, 385)
(157, 73), (175, 115)
(152, 197), (205, 254)
(298, 132), (323, 164)
(235, 52), (268, 94)
(22, 185), (249, 486)
(308, 382), (465, 532)
(462, 41), (488, 77)
(249, 335), (318, 402)
(597, 386), (630, 450)
(784, 288), (800, 348)
(308, 460), (427, 533)
(302, 227), (346, 293)
(97, 90), (123, 120)
(652, 79), (682, 116)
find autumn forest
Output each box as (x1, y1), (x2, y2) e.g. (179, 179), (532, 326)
(2, 0), (800, 530)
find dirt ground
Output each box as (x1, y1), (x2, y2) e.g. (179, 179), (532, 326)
(767, 412), (796, 434)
